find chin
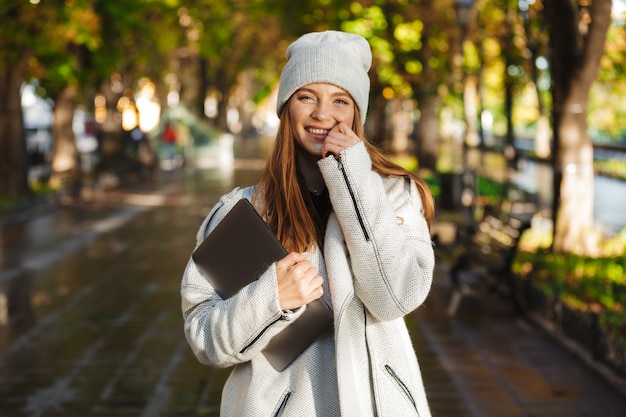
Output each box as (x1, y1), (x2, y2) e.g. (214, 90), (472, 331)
(310, 144), (324, 156)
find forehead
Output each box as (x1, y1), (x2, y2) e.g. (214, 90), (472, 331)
(297, 83), (350, 95)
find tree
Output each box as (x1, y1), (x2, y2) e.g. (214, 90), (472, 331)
(88, 1), (178, 180)
(0, 58), (30, 201)
(0, 0), (179, 202)
(473, 0), (533, 163)
(390, 0), (457, 173)
(37, 4), (102, 196)
(589, 15), (626, 139)
(519, 0), (551, 158)
(184, 0), (287, 132)
(545, 0), (612, 255)
(342, 1), (459, 172)
(0, 1), (54, 201)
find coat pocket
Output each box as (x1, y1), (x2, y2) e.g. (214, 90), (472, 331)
(384, 364), (419, 415)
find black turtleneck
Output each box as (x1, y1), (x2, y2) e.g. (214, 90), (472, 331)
(309, 187), (332, 247)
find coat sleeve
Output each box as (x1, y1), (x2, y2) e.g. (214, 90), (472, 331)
(318, 142), (435, 321)
(180, 189), (302, 368)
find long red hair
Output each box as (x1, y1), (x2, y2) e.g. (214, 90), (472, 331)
(254, 101), (435, 252)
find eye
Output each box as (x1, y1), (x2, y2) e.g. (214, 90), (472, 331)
(297, 93), (315, 102)
(334, 96), (351, 105)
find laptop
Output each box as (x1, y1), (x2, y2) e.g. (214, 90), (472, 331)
(192, 198), (333, 371)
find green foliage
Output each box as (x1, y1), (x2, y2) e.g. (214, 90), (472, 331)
(476, 175), (508, 202)
(1, 0), (625, 200)
(390, 154), (419, 172)
(595, 158), (626, 181)
(514, 228), (626, 342)
(0, 179), (55, 213)
(0, 195), (17, 213)
(0, 0), (179, 100)
(394, 20), (424, 52)
(342, 0), (458, 103)
(592, 21), (626, 138)
(423, 175), (441, 198)
(31, 179), (57, 196)
(389, 154), (441, 196)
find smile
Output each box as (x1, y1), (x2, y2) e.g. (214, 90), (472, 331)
(307, 127), (330, 135)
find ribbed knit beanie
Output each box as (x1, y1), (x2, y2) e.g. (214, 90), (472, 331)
(276, 30), (372, 125)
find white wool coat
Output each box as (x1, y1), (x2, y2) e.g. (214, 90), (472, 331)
(181, 142), (435, 416)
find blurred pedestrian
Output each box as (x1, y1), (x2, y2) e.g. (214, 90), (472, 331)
(162, 121), (177, 167)
(181, 30), (435, 416)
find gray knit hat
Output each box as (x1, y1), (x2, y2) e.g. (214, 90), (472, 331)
(276, 30), (372, 125)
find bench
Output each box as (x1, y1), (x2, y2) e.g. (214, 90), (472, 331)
(446, 202), (532, 317)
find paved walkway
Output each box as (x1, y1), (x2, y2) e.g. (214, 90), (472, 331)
(417, 261), (626, 416)
(0, 166), (625, 416)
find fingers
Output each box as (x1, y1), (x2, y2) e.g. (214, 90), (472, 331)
(333, 122), (356, 136)
(321, 122), (361, 158)
(276, 251), (309, 271)
(276, 252), (324, 310)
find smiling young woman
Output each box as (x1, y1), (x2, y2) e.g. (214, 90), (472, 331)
(182, 30), (436, 416)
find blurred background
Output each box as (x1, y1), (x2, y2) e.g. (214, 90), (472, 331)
(3, 0), (626, 234)
(1, 0), (626, 409)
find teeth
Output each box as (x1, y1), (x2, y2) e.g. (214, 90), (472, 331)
(308, 128), (329, 135)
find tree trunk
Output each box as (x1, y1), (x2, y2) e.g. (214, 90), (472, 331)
(0, 64), (31, 200)
(199, 56), (209, 119)
(529, 42), (551, 159)
(415, 93), (440, 173)
(365, 82), (388, 146)
(216, 90), (230, 133)
(386, 99), (411, 155)
(534, 115), (551, 159)
(503, 11), (518, 170)
(463, 75), (479, 147)
(546, 0), (612, 255)
(554, 105), (597, 254)
(50, 85), (81, 198)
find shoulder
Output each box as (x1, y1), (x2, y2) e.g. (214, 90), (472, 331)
(381, 175), (422, 208)
(195, 187), (248, 243)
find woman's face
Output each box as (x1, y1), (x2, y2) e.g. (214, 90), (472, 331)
(288, 83), (356, 157)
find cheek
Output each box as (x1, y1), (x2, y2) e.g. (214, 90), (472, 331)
(336, 109), (356, 125)
(292, 130), (309, 150)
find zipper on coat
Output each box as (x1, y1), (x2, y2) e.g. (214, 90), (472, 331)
(336, 156), (370, 241)
(384, 364), (419, 415)
(239, 316), (282, 354)
(273, 391), (291, 417)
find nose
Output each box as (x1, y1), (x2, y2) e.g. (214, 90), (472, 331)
(311, 102), (330, 120)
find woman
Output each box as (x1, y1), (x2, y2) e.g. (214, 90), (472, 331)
(182, 30), (435, 416)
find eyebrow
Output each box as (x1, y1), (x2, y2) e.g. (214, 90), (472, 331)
(297, 86), (351, 99)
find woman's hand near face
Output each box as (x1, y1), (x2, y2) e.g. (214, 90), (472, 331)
(275, 252), (324, 310)
(321, 122), (361, 158)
